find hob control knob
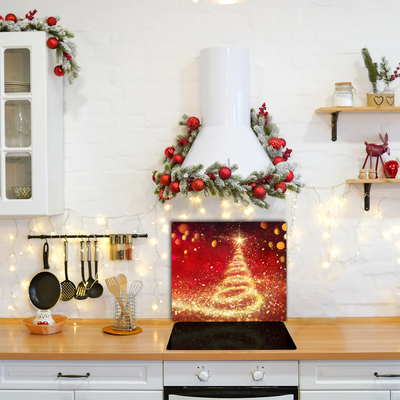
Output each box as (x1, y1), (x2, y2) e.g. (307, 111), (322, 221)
(252, 370), (264, 381)
(197, 370), (211, 381)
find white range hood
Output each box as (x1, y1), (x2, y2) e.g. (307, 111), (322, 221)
(181, 46), (272, 177)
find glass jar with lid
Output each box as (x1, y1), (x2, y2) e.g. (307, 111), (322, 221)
(333, 82), (355, 107)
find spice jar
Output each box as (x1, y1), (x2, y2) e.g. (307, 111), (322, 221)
(117, 234), (125, 260)
(125, 234), (133, 260)
(333, 82), (355, 107)
(109, 234), (117, 261)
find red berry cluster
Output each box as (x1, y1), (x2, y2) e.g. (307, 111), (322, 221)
(24, 9), (37, 20)
(256, 174), (274, 185)
(187, 177), (194, 192)
(178, 138), (188, 146)
(282, 148), (292, 161)
(391, 64), (400, 81)
(258, 102), (269, 125)
(207, 173), (215, 180)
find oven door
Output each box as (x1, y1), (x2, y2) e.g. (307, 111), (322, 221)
(164, 387), (298, 400)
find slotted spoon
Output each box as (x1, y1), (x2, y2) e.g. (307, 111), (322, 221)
(60, 241), (76, 301)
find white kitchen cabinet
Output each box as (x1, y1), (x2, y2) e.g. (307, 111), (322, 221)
(300, 360), (400, 400)
(0, 31), (63, 216)
(0, 391), (73, 400)
(0, 360), (162, 399)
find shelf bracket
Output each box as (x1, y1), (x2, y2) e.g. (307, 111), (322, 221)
(364, 183), (372, 211)
(331, 111), (341, 141)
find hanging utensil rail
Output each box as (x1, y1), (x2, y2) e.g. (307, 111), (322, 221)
(27, 233), (148, 239)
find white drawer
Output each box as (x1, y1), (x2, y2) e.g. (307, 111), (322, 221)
(0, 391), (74, 400)
(300, 390), (390, 400)
(0, 360), (163, 390)
(75, 390), (163, 400)
(164, 360), (298, 387)
(300, 361), (400, 390)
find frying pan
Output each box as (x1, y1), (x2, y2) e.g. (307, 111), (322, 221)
(28, 242), (61, 310)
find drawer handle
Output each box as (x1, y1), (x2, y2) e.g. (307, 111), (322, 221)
(57, 373), (90, 379)
(374, 372), (400, 378)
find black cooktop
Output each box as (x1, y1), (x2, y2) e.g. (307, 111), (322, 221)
(166, 321), (296, 350)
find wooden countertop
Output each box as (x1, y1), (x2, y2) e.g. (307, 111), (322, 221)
(1, 317), (400, 361)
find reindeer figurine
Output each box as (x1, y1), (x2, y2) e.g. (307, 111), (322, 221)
(362, 133), (390, 179)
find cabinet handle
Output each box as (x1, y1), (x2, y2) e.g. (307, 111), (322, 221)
(374, 372), (400, 378)
(57, 372), (90, 378)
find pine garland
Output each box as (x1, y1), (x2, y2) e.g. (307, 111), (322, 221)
(0, 11), (79, 84)
(153, 104), (304, 210)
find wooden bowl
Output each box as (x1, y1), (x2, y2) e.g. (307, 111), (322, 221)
(22, 315), (67, 335)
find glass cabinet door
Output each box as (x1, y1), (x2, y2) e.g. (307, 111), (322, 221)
(0, 32), (63, 215)
(1, 46), (32, 202)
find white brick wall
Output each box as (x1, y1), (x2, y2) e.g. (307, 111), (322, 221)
(1, 0), (400, 319)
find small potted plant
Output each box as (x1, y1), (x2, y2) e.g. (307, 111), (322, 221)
(361, 48), (398, 107)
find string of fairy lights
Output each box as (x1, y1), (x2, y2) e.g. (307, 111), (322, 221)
(4, 181), (400, 317)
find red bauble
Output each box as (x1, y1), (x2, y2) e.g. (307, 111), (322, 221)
(192, 179), (205, 192)
(47, 16), (57, 26)
(274, 182), (287, 194)
(219, 167), (232, 180)
(46, 37), (59, 49)
(63, 52), (72, 61)
(5, 13), (17, 23)
(169, 181), (181, 193)
(172, 154), (184, 164)
(164, 146), (175, 158)
(0, 16), (4, 21)
(280, 138), (286, 148)
(385, 160), (399, 178)
(54, 65), (64, 77)
(253, 186), (267, 199)
(249, 182), (256, 188)
(268, 137), (282, 150)
(152, 174), (158, 184)
(187, 116), (200, 131)
(159, 189), (171, 201)
(273, 156), (283, 165)
(159, 174), (171, 186)
(285, 170), (294, 182)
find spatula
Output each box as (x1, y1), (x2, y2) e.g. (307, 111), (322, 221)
(60, 241), (76, 301)
(117, 274), (128, 302)
(105, 276), (130, 327)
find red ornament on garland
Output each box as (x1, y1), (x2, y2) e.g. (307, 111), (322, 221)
(172, 154), (184, 164)
(46, 37), (59, 49)
(169, 181), (181, 193)
(0, 16), (4, 21)
(219, 167), (231, 180)
(207, 173), (215, 180)
(249, 182), (256, 188)
(187, 116), (200, 131)
(54, 65), (64, 77)
(385, 160), (399, 178)
(159, 189), (171, 201)
(192, 179), (205, 192)
(63, 52), (72, 61)
(47, 16), (57, 26)
(274, 182), (287, 194)
(164, 146), (175, 158)
(273, 156), (283, 165)
(285, 170), (294, 182)
(159, 174), (171, 186)
(268, 137), (282, 150)
(152, 174), (158, 184)
(253, 186), (266, 199)
(5, 13), (17, 22)
(280, 138), (286, 148)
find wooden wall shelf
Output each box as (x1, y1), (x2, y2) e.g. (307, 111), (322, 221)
(346, 178), (400, 211)
(315, 107), (400, 141)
